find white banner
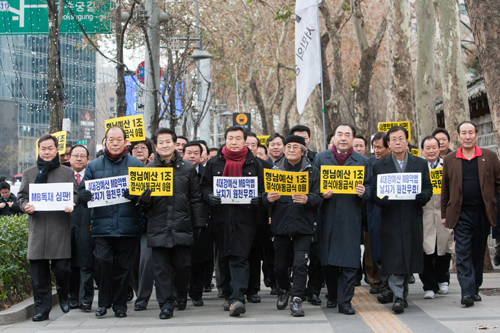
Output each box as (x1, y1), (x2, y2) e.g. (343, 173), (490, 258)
(214, 177), (257, 204)
(85, 175), (130, 208)
(295, 0), (322, 114)
(29, 183), (74, 211)
(377, 172), (422, 200)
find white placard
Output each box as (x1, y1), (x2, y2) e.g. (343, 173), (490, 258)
(377, 172), (422, 200)
(29, 183), (74, 211)
(85, 175), (130, 208)
(214, 177), (257, 204)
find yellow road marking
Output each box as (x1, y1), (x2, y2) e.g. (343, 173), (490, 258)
(352, 286), (413, 333)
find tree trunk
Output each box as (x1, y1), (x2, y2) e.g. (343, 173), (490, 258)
(463, 0), (500, 151)
(115, 5), (127, 118)
(415, 0), (437, 143)
(385, 0), (416, 143)
(351, 0), (387, 140)
(250, 76), (270, 135)
(47, 0), (63, 133)
(434, 0), (470, 149)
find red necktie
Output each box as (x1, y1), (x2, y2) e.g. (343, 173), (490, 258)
(76, 174), (81, 185)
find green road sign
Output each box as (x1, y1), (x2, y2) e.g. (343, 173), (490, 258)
(76, 140), (86, 144)
(0, 0), (112, 35)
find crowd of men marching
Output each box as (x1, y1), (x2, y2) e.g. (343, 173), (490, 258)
(11, 120), (500, 321)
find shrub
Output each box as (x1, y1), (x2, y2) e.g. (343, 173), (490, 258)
(0, 215), (32, 309)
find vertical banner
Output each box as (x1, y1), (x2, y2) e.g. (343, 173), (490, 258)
(295, 0), (322, 114)
(320, 166), (364, 194)
(377, 173), (422, 200)
(213, 177), (258, 204)
(377, 121), (412, 142)
(105, 115), (146, 142)
(85, 176), (130, 208)
(128, 167), (173, 196)
(36, 131), (67, 157)
(429, 169), (442, 195)
(29, 183), (74, 211)
(264, 169), (309, 195)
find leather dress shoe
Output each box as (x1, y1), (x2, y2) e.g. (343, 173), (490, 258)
(327, 300), (337, 308)
(270, 287), (278, 295)
(218, 289), (225, 298)
(192, 298), (204, 306)
(134, 304), (147, 311)
(159, 308), (173, 319)
(95, 307), (108, 317)
(409, 274), (416, 284)
(392, 298), (405, 314)
(80, 303), (92, 311)
(115, 309), (127, 318)
(403, 299), (409, 308)
(223, 300), (230, 311)
(355, 280), (361, 286)
(203, 286), (212, 292)
(308, 294), (322, 305)
(247, 293), (261, 303)
(461, 295), (474, 307)
(69, 301), (80, 309)
(59, 299), (70, 313)
(474, 294), (482, 302)
(370, 287), (381, 294)
(127, 286), (134, 301)
(32, 313), (49, 321)
(339, 305), (355, 315)
(377, 294), (394, 304)
(176, 298), (187, 310)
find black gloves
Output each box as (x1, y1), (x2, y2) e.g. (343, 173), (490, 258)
(123, 189), (134, 201)
(208, 194), (222, 206)
(138, 189), (152, 208)
(380, 195), (390, 208)
(251, 196), (262, 206)
(79, 189), (92, 203)
(415, 193), (428, 206)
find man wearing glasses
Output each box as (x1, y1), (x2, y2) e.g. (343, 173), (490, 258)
(372, 126), (433, 314)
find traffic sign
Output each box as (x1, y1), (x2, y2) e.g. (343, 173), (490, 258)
(0, 0), (112, 35)
(136, 61), (162, 85)
(77, 140), (86, 144)
(233, 112), (251, 131)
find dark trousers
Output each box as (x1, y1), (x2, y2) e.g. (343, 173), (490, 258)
(94, 237), (139, 312)
(152, 245), (191, 311)
(376, 261), (392, 296)
(220, 255), (249, 304)
(363, 231), (380, 288)
(263, 235), (277, 288)
(204, 257), (215, 289)
(324, 265), (357, 308)
(419, 251), (451, 293)
(247, 246), (263, 295)
(30, 259), (71, 315)
(306, 241), (324, 297)
(274, 235), (311, 299)
(190, 260), (212, 300)
(69, 265), (94, 306)
(135, 234), (155, 308)
(454, 207), (490, 298)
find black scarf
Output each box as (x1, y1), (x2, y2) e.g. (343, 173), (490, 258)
(35, 154), (61, 183)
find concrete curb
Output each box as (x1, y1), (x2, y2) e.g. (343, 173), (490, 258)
(0, 291), (58, 325)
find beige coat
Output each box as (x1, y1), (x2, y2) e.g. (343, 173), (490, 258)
(423, 157), (454, 255)
(17, 165), (78, 260)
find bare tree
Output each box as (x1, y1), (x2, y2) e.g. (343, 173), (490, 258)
(47, 0), (64, 132)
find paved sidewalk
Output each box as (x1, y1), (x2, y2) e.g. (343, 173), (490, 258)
(1, 272), (499, 333)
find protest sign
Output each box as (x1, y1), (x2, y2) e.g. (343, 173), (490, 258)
(29, 182), (73, 211)
(410, 148), (420, 157)
(377, 172), (421, 200)
(128, 167), (173, 196)
(264, 169), (309, 196)
(213, 177), (258, 204)
(105, 115), (145, 142)
(429, 169), (442, 195)
(257, 135), (270, 146)
(36, 131), (67, 157)
(85, 175), (129, 208)
(377, 121), (411, 141)
(320, 166), (364, 194)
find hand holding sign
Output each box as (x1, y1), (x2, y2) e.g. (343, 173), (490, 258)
(292, 193), (308, 204)
(355, 184), (365, 198)
(25, 203), (35, 214)
(267, 192), (281, 202)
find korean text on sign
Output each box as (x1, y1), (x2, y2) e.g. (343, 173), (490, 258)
(85, 176), (129, 208)
(29, 183), (73, 211)
(320, 166), (364, 194)
(264, 169), (309, 196)
(429, 169), (442, 195)
(129, 167), (173, 196)
(377, 121), (412, 141)
(377, 172), (421, 200)
(257, 136), (269, 146)
(213, 177), (257, 204)
(36, 131), (67, 157)
(105, 115), (145, 142)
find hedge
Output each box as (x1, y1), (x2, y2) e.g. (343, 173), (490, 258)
(0, 214), (32, 309)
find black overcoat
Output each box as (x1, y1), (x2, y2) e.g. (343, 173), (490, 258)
(71, 202), (95, 268)
(372, 153), (433, 275)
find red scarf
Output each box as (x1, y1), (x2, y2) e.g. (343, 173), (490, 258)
(105, 146), (128, 161)
(332, 144), (353, 166)
(222, 145), (248, 177)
